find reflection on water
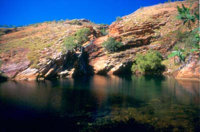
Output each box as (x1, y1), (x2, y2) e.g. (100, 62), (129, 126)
(0, 75), (199, 132)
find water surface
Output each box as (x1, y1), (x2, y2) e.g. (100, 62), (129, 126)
(0, 75), (199, 132)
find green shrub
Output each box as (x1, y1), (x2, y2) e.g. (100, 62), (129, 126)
(75, 28), (91, 44)
(132, 50), (165, 74)
(63, 28), (91, 51)
(100, 28), (108, 36)
(184, 29), (199, 49)
(175, 28), (199, 49)
(102, 37), (123, 52)
(64, 36), (77, 51)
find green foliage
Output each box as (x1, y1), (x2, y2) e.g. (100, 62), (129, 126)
(190, 32), (200, 52)
(168, 47), (186, 63)
(102, 37), (123, 52)
(100, 28), (108, 36)
(64, 28), (91, 51)
(194, 12), (199, 20)
(99, 24), (108, 36)
(116, 17), (123, 22)
(194, 33), (200, 48)
(75, 28), (91, 45)
(177, 4), (196, 30)
(175, 27), (199, 49)
(64, 36), (77, 51)
(131, 51), (165, 74)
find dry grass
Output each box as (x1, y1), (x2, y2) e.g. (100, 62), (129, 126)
(0, 20), (99, 68)
(118, 1), (193, 32)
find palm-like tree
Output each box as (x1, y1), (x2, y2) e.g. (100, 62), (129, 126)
(177, 4), (196, 30)
(168, 48), (186, 64)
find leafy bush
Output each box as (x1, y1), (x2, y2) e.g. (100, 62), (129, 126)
(64, 36), (77, 51)
(175, 27), (199, 49)
(184, 29), (200, 49)
(64, 28), (91, 51)
(102, 37), (123, 52)
(100, 28), (108, 36)
(75, 28), (91, 45)
(131, 51), (165, 74)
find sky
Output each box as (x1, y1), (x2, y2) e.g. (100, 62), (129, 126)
(0, 0), (178, 26)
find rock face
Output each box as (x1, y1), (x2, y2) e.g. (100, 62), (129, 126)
(86, 1), (188, 76)
(0, 48), (30, 78)
(15, 68), (38, 81)
(14, 50), (94, 80)
(175, 54), (200, 81)
(0, 19), (101, 80)
(86, 1), (199, 80)
(1, 60), (30, 79)
(108, 2), (185, 47)
(0, 1), (199, 81)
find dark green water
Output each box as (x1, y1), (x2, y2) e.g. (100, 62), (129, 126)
(0, 75), (199, 132)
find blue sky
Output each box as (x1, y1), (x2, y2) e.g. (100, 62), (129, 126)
(0, 0), (178, 26)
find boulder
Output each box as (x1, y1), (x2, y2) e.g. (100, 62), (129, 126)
(15, 68), (38, 81)
(1, 60), (30, 78)
(175, 57), (200, 81)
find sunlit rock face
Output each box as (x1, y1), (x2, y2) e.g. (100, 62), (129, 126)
(0, 20), (101, 80)
(86, 1), (199, 78)
(175, 54), (200, 81)
(0, 1), (199, 80)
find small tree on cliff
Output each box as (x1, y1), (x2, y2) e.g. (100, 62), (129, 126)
(131, 50), (165, 75)
(64, 28), (91, 51)
(102, 37), (123, 52)
(64, 36), (78, 51)
(75, 28), (91, 45)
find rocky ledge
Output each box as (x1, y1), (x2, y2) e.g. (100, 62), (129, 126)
(174, 53), (200, 81)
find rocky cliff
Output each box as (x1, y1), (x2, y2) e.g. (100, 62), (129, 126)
(88, 1), (199, 80)
(0, 1), (199, 81)
(0, 20), (101, 80)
